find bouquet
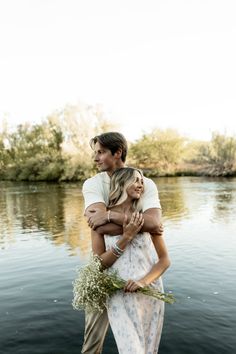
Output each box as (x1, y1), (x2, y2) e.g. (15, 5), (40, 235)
(72, 254), (175, 313)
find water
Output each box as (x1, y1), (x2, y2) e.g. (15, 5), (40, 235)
(0, 177), (235, 354)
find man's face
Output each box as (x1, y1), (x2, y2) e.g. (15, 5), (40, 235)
(93, 142), (117, 173)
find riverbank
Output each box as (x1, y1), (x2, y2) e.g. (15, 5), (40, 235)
(1, 165), (236, 182)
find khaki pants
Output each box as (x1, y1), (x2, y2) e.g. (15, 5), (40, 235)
(81, 309), (109, 354)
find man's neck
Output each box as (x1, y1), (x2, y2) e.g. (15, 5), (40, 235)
(106, 162), (125, 177)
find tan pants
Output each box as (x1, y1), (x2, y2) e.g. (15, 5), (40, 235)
(81, 309), (109, 354)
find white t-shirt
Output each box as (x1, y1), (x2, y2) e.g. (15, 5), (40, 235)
(82, 172), (161, 212)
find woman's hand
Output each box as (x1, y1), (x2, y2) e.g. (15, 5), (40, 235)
(123, 212), (144, 241)
(124, 279), (147, 292)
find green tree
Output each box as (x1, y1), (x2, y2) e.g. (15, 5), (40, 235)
(128, 129), (185, 175)
(0, 119), (11, 177)
(1, 102), (116, 181)
(48, 102), (116, 180)
(4, 121), (64, 180)
(198, 132), (236, 176)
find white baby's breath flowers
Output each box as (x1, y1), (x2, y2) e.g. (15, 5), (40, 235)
(72, 254), (175, 313)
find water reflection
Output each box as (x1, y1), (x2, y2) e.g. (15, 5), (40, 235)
(1, 178), (236, 252)
(154, 177), (188, 222)
(1, 178), (236, 354)
(0, 182), (91, 254)
(0, 178), (190, 253)
(212, 185), (236, 223)
(59, 190), (91, 255)
(156, 177), (236, 226)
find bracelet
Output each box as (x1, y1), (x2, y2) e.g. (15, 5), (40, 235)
(113, 242), (124, 255)
(111, 241), (125, 258)
(111, 242), (124, 258)
(107, 210), (111, 223)
(111, 248), (121, 258)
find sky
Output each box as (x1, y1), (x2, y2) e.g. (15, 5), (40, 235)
(0, 0), (236, 142)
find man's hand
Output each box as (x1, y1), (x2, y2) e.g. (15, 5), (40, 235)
(87, 209), (108, 229)
(153, 222), (164, 236)
(141, 208), (164, 235)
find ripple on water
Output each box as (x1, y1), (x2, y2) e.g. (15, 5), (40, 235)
(1, 179), (236, 354)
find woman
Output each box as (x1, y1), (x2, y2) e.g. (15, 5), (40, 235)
(91, 167), (170, 354)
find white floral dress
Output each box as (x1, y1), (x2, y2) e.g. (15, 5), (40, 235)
(104, 232), (164, 354)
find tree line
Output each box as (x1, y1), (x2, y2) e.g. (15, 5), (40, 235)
(1, 103), (236, 181)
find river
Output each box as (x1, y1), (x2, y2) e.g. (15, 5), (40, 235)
(0, 177), (235, 354)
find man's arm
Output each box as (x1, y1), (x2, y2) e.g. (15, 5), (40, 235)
(85, 202), (107, 225)
(143, 208), (163, 234)
(86, 205), (163, 235)
(82, 177), (124, 235)
(84, 176), (163, 235)
(109, 207), (163, 235)
(85, 202), (123, 235)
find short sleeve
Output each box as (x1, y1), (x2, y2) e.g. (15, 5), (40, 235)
(82, 177), (106, 211)
(142, 177), (161, 212)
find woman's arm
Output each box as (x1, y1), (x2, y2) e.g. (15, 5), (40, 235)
(124, 235), (171, 292)
(91, 229), (129, 268)
(92, 212), (144, 268)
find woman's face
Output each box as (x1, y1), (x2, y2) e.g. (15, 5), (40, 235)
(126, 171), (144, 200)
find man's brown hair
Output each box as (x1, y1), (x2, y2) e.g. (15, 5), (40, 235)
(90, 132), (128, 162)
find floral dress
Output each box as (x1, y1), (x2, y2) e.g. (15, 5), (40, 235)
(104, 232), (164, 354)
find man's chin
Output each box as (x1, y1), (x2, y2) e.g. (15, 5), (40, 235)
(97, 165), (107, 172)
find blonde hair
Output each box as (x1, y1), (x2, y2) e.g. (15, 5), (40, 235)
(108, 167), (144, 211)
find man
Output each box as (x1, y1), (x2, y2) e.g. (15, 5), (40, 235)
(81, 132), (163, 353)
